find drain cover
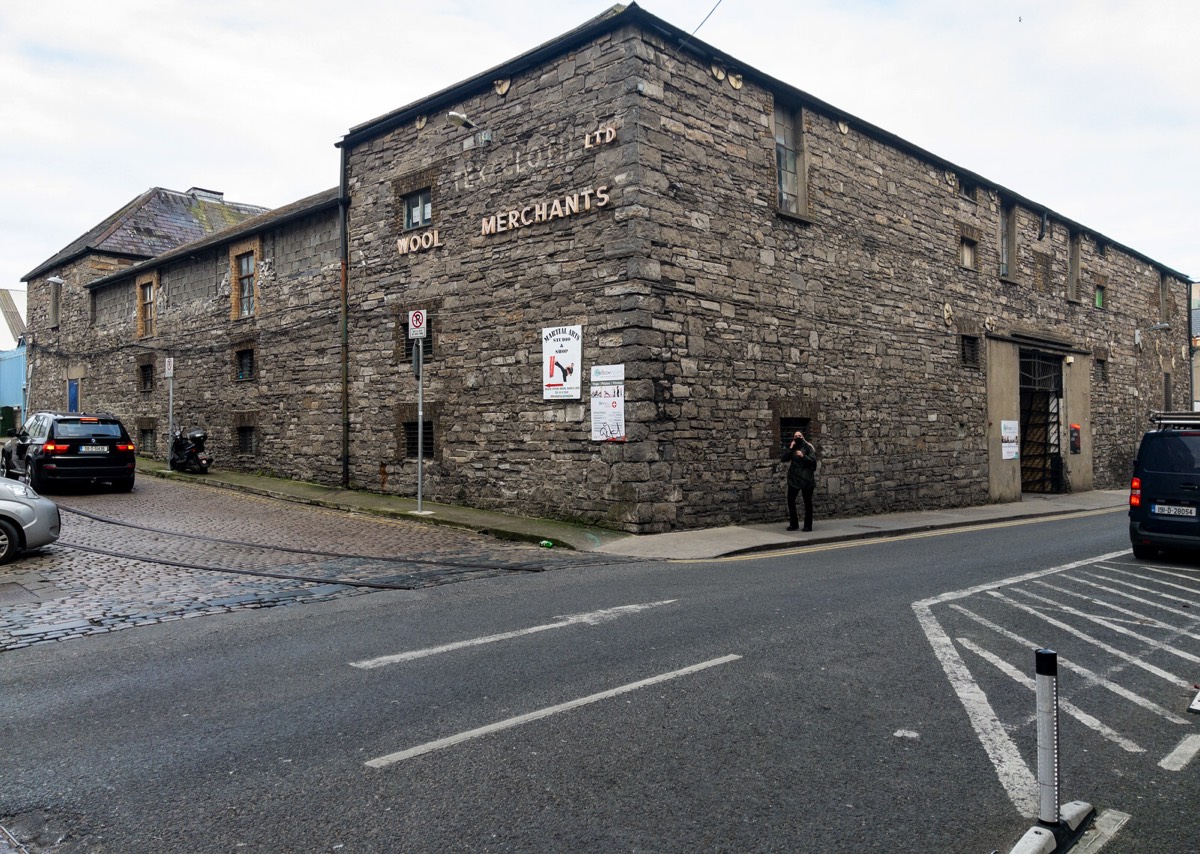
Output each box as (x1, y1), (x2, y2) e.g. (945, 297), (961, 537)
(0, 581), (39, 605)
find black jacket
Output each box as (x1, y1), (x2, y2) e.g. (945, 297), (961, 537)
(781, 439), (818, 490)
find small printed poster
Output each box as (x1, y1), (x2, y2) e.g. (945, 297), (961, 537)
(590, 364), (625, 441)
(1001, 420), (1020, 460)
(542, 325), (582, 400)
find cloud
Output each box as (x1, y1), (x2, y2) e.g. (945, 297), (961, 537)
(2, 0), (1197, 297)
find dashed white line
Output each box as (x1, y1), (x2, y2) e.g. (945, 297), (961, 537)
(365, 654), (742, 768)
(1159, 734), (1200, 772)
(349, 600), (678, 669)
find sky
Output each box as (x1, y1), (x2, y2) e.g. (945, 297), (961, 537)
(2, 0), (1198, 309)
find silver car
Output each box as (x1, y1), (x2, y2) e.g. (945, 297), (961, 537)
(0, 479), (60, 563)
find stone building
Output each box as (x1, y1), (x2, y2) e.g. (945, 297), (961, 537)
(21, 3), (1192, 533)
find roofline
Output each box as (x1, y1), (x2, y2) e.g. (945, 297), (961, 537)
(85, 188), (340, 292)
(335, 3), (1190, 282)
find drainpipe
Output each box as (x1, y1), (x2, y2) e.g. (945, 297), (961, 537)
(338, 145), (351, 488)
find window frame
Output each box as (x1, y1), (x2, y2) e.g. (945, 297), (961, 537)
(402, 188), (433, 231)
(234, 347), (256, 382)
(999, 200), (1018, 282)
(403, 420), (435, 460)
(136, 272), (158, 337)
(237, 425), (257, 455)
(1066, 231), (1081, 302)
(229, 237), (261, 320)
(773, 101), (810, 221)
(138, 362), (155, 393)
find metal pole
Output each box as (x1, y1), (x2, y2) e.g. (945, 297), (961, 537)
(416, 346), (424, 513)
(1035, 648), (1060, 826)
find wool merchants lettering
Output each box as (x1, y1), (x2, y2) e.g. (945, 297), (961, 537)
(481, 186), (610, 237)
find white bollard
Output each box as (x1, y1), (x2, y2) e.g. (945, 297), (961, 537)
(1035, 648), (1060, 826)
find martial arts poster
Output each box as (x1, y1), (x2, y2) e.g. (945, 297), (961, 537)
(542, 325), (582, 400)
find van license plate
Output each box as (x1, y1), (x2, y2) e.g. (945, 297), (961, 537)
(80, 445), (106, 453)
(1152, 504), (1196, 517)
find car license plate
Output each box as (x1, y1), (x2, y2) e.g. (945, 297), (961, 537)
(1151, 504), (1196, 517)
(80, 445), (106, 453)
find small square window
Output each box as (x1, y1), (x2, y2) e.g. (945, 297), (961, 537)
(958, 178), (978, 202)
(139, 428), (156, 454)
(237, 426), (257, 455)
(403, 189), (433, 230)
(235, 348), (256, 381)
(139, 363), (155, 392)
(961, 335), (981, 368)
(404, 421), (434, 459)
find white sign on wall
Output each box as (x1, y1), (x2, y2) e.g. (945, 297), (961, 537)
(542, 325), (582, 400)
(1001, 420), (1020, 460)
(590, 364), (625, 442)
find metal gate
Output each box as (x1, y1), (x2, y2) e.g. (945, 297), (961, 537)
(1019, 350), (1063, 493)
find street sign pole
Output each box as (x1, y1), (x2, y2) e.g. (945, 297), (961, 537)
(408, 310), (430, 515)
(165, 356), (175, 462)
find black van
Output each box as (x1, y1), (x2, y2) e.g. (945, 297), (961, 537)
(1129, 412), (1200, 559)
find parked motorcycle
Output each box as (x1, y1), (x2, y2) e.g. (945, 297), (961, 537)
(169, 427), (213, 474)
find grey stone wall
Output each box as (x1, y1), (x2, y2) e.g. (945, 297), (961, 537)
(22, 17), (1188, 533)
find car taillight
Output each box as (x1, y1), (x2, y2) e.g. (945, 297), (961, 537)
(1130, 476), (1142, 508)
(41, 442), (70, 454)
(116, 443), (135, 452)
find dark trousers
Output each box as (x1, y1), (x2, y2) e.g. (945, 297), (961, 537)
(787, 485), (814, 530)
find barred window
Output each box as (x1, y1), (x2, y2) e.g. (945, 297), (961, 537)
(961, 335), (981, 368)
(139, 363), (155, 392)
(237, 426), (257, 455)
(236, 348), (255, 381)
(404, 421), (434, 459)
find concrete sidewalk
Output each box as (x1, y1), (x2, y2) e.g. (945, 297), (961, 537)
(136, 458), (1129, 561)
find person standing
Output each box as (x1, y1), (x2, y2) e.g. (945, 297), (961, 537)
(781, 430), (817, 532)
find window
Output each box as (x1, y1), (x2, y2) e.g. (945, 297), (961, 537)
(1094, 283), (1106, 309)
(237, 253), (255, 316)
(138, 277), (156, 337)
(1067, 232), (1081, 301)
(237, 426), (257, 455)
(999, 201), (1017, 280)
(958, 178), (978, 202)
(773, 104), (808, 218)
(139, 428), (156, 454)
(48, 278), (62, 327)
(235, 348), (255, 381)
(960, 335), (981, 368)
(1159, 273), (1171, 322)
(960, 237), (977, 270)
(229, 238), (260, 319)
(1095, 358), (1108, 385)
(404, 421), (434, 459)
(403, 188), (432, 230)
(139, 363), (155, 392)
(779, 416), (811, 452)
(400, 322), (433, 360)
(1164, 373), (1173, 410)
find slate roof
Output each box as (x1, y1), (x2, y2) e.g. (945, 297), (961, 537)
(23, 187), (269, 282)
(83, 187), (340, 292)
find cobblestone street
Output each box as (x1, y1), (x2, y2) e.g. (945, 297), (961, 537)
(0, 477), (613, 652)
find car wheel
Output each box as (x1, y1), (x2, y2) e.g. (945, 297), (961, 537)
(1131, 542), (1156, 560)
(112, 477), (135, 492)
(23, 464), (45, 494)
(0, 518), (21, 564)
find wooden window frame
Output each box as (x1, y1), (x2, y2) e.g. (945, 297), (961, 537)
(229, 237), (261, 320)
(136, 271), (158, 338)
(773, 102), (810, 221)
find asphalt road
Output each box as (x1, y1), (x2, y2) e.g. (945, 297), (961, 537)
(1, 485), (1197, 853)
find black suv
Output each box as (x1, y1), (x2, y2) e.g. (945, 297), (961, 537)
(3, 412), (136, 493)
(1129, 412), (1200, 559)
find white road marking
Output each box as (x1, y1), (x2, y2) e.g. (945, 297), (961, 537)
(1072, 571), (1200, 618)
(1098, 566), (1200, 601)
(956, 637), (1143, 753)
(949, 604), (1189, 725)
(1032, 579), (1179, 629)
(365, 654), (742, 768)
(1073, 810), (1132, 854)
(1158, 734), (1200, 771)
(913, 599), (1037, 817)
(349, 600), (678, 669)
(986, 590), (1191, 688)
(1008, 587), (1200, 665)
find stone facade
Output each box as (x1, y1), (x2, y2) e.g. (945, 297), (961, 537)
(22, 6), (1191, 533)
